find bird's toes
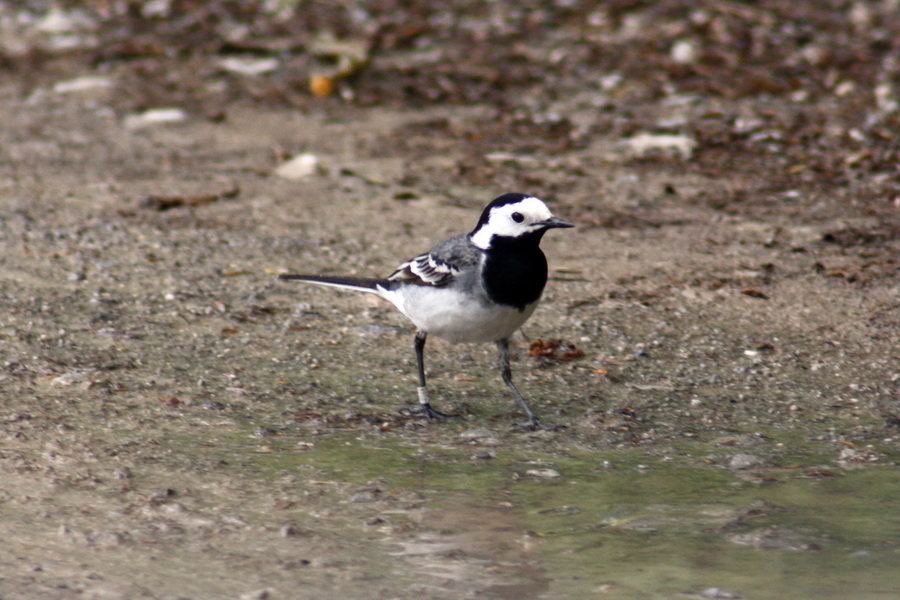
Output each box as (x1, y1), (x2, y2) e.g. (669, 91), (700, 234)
(514, 417), (566, 431)
(404, 403), (459, 420)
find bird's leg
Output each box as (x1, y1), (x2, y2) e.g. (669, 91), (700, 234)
(496, 338), (559, 430)
(407, 331), (454, 419)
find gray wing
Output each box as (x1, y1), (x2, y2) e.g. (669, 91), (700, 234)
(387, 234), (482, 287)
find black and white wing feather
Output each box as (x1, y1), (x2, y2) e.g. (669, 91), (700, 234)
(387, 234), (482, 287)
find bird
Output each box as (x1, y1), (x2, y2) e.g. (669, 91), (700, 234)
(279, 193), (573, 428)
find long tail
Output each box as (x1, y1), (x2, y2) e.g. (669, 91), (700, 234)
(278, 274), (390, 294)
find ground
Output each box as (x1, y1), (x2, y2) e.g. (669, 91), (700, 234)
(0, 2), (898, 599)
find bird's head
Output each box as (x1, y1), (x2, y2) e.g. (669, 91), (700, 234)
(469, 193), (573, 249)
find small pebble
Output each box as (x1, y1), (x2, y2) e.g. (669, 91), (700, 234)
(526, 468), (561, 479)
(274, 153), (318, 179)
(670, 39), (698, 64)
(53, 76), (113, 94)
(700, 587), (742, 599)
(728, 454), (765, 470)
(50, 370), (91, 386)
(459, 428), (494, 440)
(350, 489), (381, 503)
(123, 108), (188, 130)
(625, 132), (697, 159)
(254, 426), (278, 438)
(729, 527), (820, 551)
(219, 56), (279, 76)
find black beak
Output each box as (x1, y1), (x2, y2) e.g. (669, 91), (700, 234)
(542, 216), (574, 229)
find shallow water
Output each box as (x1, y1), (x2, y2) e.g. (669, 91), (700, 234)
(509, 458), (898, 599)
(257, 431), (899, 600)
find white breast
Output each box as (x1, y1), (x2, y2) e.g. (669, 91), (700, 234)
(376, 284), (538, 343)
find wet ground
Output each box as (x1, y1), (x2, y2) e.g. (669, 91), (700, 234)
(1, 2), (898, 599)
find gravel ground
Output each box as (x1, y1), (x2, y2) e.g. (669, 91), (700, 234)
(1, 2), (898, 598)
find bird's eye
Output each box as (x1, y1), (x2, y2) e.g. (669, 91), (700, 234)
(511, 212), (524, 223)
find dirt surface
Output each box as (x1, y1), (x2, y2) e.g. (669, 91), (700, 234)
(1, 2), (898, 599)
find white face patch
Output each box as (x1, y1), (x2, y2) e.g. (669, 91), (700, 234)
(470, 196), (554, 249)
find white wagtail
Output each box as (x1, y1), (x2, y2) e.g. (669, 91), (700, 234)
(279, 193), (573, 428)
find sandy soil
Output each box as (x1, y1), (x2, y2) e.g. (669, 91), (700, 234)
(1, 2), (898, 599)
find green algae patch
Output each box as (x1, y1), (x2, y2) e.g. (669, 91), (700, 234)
(508, 451), (899, 600)
(156, 426), (898, 600)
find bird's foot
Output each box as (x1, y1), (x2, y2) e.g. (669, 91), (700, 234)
(405, 403), (459, 421)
